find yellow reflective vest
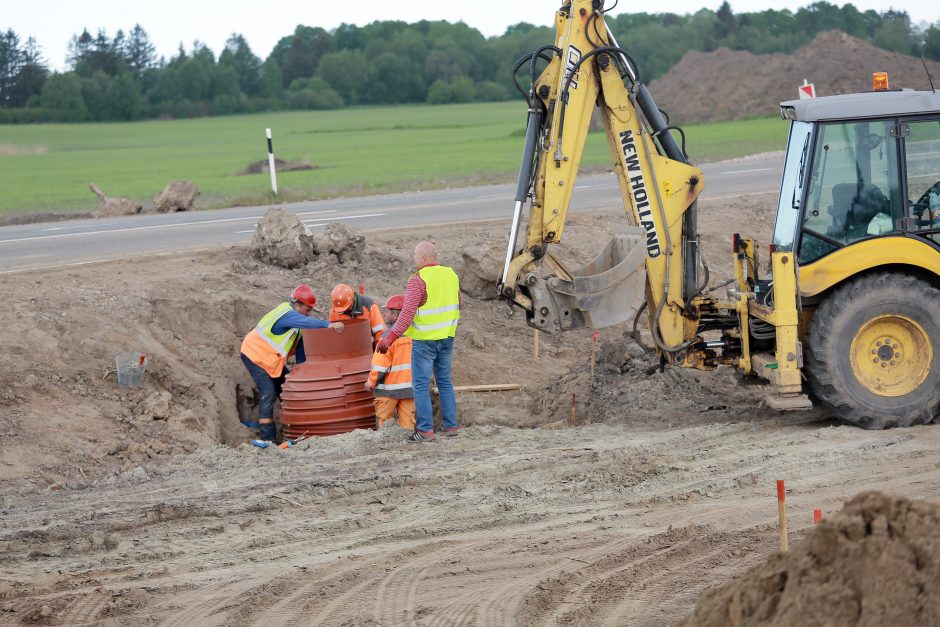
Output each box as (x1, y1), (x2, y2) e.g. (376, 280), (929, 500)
(404, 265), (460, 341)
(240, 302), (299, 377)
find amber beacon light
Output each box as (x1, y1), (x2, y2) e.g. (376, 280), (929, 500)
(872, 72), (890, 91)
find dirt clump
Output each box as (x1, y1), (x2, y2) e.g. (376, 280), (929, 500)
(680, 491), (940, 627)
(457, 234), (505, 300)
(651, 31), (940, 122)
(238, 158), (317, 175)
(317, 222), (366, 265)
(250, 206), (319, 268)
(153, 180), (199, 212)
(89, 182), (142, 218)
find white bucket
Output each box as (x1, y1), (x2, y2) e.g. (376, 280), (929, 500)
(115, 351), (149, 388)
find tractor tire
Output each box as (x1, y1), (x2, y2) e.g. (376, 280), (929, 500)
(804, 272), (940, 429)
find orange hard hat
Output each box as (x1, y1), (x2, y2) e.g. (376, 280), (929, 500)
(290, 284), (316, 307)
(331, 283), (355, 311)
(384, 294), (405, 310)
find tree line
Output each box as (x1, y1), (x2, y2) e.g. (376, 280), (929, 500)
(2, 2), (939, 124)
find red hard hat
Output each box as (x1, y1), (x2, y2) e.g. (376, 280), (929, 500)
(384, 294), (405, 310)
(290, 284), (317, 307)
(331, 284), (355, 311)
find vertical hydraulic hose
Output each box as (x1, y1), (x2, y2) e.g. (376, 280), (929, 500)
(501, 105), (544, 291)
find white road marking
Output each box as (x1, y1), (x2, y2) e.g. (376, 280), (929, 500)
(700, 191), (777, 201)
(302, 213), (385, 224)
(720, 168), (773, 175)
(0, 247), (216, 274)
(3, 216), (258, 244)
(0, 210), (337, 244)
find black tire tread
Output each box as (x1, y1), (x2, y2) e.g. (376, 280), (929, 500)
(804, 272), (940, 429)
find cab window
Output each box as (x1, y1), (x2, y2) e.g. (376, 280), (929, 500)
(798, 119), (901, 264)
(905, 119), (940, 243)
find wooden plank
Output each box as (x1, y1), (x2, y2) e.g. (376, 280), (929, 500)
(432, 384), (522, 394)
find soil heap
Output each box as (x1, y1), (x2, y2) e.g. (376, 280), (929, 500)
(650, 31), (940, 123)
(153, 180), (199, 212)
(680, 491), (940, 627)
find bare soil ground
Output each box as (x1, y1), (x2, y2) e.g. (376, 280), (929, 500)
(651, 31), (940, 123)
(2, 186), (939, 625)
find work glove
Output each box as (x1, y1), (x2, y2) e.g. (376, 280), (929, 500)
(376, 337), (391, 354)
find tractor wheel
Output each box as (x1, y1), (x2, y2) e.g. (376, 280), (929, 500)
(804, 272), (940, 429)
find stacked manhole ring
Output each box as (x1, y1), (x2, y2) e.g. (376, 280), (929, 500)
(280, 317), (376, 438)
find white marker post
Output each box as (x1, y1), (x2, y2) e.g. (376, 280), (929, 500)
(265, 128), (278, 196)
(798, 78), (816, 100)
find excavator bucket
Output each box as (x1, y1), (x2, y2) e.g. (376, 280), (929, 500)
(523, 227), (648, 332)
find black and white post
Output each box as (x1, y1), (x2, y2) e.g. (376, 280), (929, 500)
(265, 128), (278, 196)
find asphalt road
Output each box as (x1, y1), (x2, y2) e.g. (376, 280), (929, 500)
(0, 155), (782, 274)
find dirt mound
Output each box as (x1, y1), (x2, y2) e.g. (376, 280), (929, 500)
(238, 158), (317, 175)
(650, 31), (940, 122)
(680, 491), (940, 626)
(317, 222), (366, 265)
(457, 234), (505, 300)
(249, 206), (318, 268)
(153, 180), (199, 212)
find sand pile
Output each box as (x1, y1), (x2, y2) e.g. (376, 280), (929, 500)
(650, 31), (940, 122)
(680, 491), (940, 626)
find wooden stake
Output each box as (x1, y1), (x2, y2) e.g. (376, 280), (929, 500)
(534, 329), (539, 359)
(777, 480), (788, 552)
(570, 392), (577, 427)
(813, 508), (823, 525)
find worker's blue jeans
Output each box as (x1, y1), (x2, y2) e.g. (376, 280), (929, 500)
(411, 337), (457, 434)
(240, 353), (288, 420)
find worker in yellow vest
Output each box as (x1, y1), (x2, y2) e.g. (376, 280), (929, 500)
(378, 241), (460, 443)
(365, 294), (415, 430)
(240, 284), (343, 441)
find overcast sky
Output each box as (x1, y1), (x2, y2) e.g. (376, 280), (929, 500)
(6, 0), (937, 72)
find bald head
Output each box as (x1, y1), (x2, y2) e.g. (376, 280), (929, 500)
(413, 241), (438, 268)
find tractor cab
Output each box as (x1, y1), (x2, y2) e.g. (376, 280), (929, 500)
(773, 86), (940, 290)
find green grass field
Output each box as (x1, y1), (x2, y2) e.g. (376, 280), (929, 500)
(0, 102), (789, 216)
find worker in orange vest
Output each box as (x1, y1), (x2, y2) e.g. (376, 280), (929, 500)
(240, 284), (344, 441)
(365, 294), (415, 430)
(329, 283), (386, 347)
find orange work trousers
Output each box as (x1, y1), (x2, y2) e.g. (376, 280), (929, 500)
(374, 397), (416, 430)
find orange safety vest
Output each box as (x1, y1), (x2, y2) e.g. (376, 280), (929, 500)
(330, 294), (386, 344)
(367, 335), (413, 398)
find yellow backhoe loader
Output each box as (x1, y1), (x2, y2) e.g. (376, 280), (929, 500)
(499, 0), (940, 429)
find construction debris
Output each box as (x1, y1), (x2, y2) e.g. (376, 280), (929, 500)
(250, 207), (318, 268)
(317, 222), (365, 265)
(89, 183), (142, 218)
(153, 180), (199, 212)
(457, 235), (505, 300)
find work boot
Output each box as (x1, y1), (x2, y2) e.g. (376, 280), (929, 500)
(259, 423), (277, 441)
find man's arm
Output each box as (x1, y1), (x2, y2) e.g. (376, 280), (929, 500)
(385, 274), (426, 343)
(369, 303), (387, 343)
(272, 310), (330, 334)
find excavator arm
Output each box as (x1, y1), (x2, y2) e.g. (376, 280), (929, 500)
(499, 0), (706, 353)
